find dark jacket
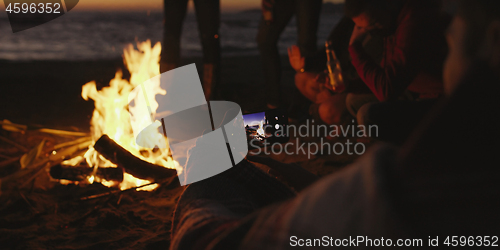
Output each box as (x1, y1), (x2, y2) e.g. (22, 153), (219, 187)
(392, 61), (500, 237)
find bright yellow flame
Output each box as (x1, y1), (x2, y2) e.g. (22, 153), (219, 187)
(81, 40), (181, 191)
(88, 175), (95, 184)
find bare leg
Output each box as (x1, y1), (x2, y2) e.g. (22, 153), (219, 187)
(257, 0), (295, 107)
(193, 0), (221, 101)
(161, 0), (189, 70)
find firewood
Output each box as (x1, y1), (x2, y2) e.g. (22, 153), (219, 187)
(0, 157), (21, 169)
(0, 153), (13, 159)
(38, 128), (88, 137)
(54, 137), (92, 150)
(93, 135), (177, 182)
(0, 135), (28, 152)
(17, 141), (92, 188)
(79, 181), (158, 201)
(0, 120), (88, 137)
(50, 163), (124, 182)
(1, 141), (92, 185)
(0, 148), (89, 198)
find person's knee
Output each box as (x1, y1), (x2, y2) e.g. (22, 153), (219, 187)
(319, 104), (342, 125)
(318, 95), (348, 125)
(318, 105), (334, 125)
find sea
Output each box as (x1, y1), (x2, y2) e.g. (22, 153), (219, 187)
(0, 4), (343, 61)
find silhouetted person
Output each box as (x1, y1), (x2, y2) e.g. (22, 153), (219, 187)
(169, 2), (500, 248)
(345, 0), (450, 144)
(288, 16), (383, 125)
(161, 0), (221, 101)
(257, 0), (323, 109)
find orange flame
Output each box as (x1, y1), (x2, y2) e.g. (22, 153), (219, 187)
(81, 40), (181, 191)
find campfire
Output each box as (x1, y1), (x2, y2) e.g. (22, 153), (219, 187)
(0, 40), (181, 196)
(78, 40), (181, 191)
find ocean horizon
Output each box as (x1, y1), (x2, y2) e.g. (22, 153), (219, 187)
(0, 4), (343, 61)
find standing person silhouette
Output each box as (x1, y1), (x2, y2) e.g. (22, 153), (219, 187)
(257, 0), (323, 109)
(161, 0), (221, 101)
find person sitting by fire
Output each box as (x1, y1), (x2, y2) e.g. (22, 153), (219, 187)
(344, 0), (450, 144)
(287, 16), (383, 125)
(169, 1), (500, 248)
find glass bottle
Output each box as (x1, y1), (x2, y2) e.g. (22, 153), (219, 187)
(325, 41), (345, 93)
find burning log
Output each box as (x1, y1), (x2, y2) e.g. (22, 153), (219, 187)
(1, 140), (92, 184)
(93, 135), (177, 182)
(50, 163), (124, 182)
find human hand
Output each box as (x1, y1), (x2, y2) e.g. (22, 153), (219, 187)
(315, 72), (334, 91)
(288, 45), (305, 72)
